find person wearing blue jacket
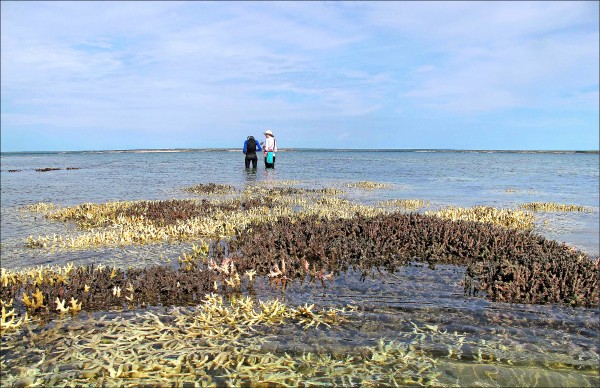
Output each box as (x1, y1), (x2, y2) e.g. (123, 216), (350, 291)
(243, 135), (262, 169)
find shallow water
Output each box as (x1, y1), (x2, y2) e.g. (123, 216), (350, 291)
(255, 267), (599, 387)
(2, 149), (598, 254)
(1, 149), (599, 386)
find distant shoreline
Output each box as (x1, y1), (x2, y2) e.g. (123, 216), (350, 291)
(1, 148), (599, 155)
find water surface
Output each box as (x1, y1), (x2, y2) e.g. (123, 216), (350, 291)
(1, 149), (598, 386)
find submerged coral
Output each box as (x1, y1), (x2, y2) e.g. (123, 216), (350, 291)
(35, 167), (61, 172)
(183, 183), (236, 195)
(15, 186), (598, 311)
(225, 212), (598, 308)
(377, 198), (430, 211)
(520, 202), (593, 212)
(426, 206), (535, 230)
(0, 295), (442, 387)
(346, 181), (389, 189)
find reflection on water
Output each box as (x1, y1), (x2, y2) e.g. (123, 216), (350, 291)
(243, 167), (259, 183)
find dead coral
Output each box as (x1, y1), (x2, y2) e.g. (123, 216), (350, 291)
(426, 206), (535, 230)
(520, 202), (593, 212)
(0, 262), (218, 321)
(225, 212), (598, 307)
(183, 183), (235, 195)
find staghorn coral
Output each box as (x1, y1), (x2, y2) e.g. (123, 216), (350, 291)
(182, 183), (235, 195)
(25, 198), (287, 249)
(0, 262), (217, 323)
(520, 202), (593, 212)
(14, 187), (598, 308)
(426, 206), (535, 230)
(35, 167), (61, 172)
(19, 202), (56, 213)
(346, 181), (389, 189)
(256, 179), (300, 186)
(225, 212), (598, 308)
(23, 188), (360, 250)
(0, 296), (441, 387)
(377, 198), (430, 211)
(467, 255), (600, 306)
(2, 212), (597, 326)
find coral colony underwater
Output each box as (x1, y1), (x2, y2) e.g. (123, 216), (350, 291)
(1, 180), (599, 387)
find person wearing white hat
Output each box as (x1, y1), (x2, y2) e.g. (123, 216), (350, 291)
(263, 130), (278, 168)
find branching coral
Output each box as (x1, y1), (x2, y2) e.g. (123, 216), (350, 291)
(520, 202), (593, 212)
(426, 206), (535, 230)
(182, 183), (236, 195)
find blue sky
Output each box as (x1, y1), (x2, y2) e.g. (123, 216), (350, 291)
(1, 1), (598, 152)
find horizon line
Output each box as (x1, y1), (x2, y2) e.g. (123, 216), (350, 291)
(1, 147), (599, 154)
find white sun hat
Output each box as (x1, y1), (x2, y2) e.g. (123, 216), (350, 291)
(263, 130), (273, 136)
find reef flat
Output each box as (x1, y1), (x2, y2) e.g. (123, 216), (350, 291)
(1, 181), (598, 386)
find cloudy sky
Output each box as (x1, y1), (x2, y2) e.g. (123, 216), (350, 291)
(1, 1), (598, 152)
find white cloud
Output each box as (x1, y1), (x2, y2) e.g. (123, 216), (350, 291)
(1, 1), (598, 151)
(363, 1), (597, 44)
(372, 1), (600, 114)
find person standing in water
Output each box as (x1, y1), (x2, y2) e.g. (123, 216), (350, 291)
(243, 135), (262, 169)
(263, 130), (278, 168)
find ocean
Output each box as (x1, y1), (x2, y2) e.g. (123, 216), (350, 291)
(2, 149), (598, 256)
(1, 149), (599, 386)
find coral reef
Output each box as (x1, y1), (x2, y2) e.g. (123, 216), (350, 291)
(346, 181), (389, 189)
(0, 295), (440, 387)
(33, 167), (79, 172)
(377, 198), (430, 211)
(520, 202), (593, 212)
(426, 206), (535, 230)
(12, 185), (598, 315)
(226, 212), (598, 308)
(183, 183), (235, 195)
(35, 168), (62, 172)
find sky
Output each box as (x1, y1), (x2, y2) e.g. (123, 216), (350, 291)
(1, 1), (598, 152)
